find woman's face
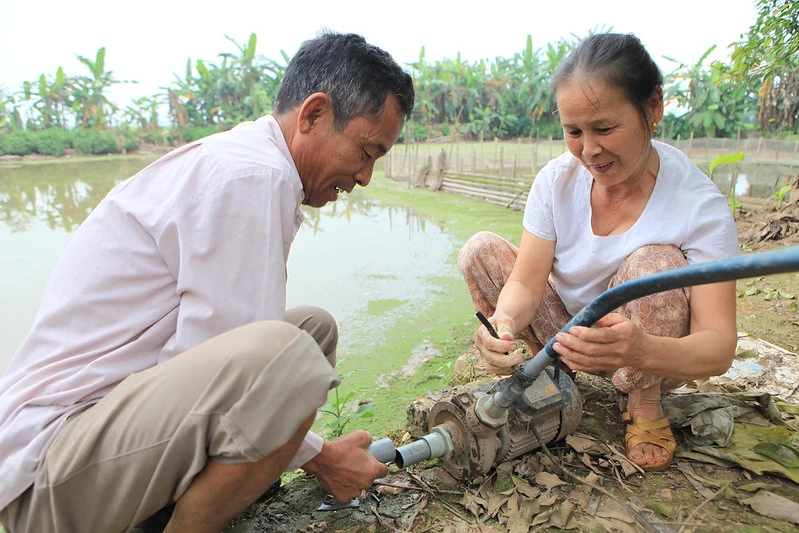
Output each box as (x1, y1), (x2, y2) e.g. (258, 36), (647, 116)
(556, 77), (663, 189)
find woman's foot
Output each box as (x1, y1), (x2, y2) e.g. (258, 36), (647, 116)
(623, 383), (675, 471)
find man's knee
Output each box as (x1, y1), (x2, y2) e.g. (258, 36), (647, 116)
(284, 306), (338, 366)
(223, 320), (306, 374)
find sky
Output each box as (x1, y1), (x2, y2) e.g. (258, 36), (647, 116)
(0, 0), (758, 109)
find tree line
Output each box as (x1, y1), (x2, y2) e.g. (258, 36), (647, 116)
(0, 0), (796, 157)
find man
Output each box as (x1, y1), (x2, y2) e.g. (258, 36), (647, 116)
(0, 31), (415, 532)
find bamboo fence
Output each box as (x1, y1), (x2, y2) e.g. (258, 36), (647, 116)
(383, 136), (799, 211)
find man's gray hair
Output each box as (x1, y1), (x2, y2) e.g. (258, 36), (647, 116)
(274, 31), (415, 130)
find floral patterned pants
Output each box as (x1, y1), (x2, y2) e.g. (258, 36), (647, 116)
(457, 231), (689, 393)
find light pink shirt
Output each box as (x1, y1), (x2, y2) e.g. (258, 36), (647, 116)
(0, 115), (324, 510)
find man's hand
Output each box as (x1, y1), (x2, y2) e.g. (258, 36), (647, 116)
(301, 430), (388, 502)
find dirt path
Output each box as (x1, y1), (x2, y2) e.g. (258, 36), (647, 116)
(228, 201), (799, 533)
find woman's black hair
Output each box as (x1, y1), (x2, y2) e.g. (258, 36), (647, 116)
(552, 33), (663, 122)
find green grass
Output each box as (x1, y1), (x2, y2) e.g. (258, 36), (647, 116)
(365, 298), (406, 315)
(392, 138), (568, 166)
(367, 172), (524, 244)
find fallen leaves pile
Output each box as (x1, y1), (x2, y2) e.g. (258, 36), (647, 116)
(454, 450), (651, 532)
(433, 425), (799, 532)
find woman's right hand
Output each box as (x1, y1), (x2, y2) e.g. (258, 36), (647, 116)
(475, 315), (523, 374)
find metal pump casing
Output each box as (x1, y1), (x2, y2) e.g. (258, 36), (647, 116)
(426, 367), (582, 480)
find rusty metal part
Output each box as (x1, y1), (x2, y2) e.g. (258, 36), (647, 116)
(428, 367), (581, 480)
(427, 390), (501, 480)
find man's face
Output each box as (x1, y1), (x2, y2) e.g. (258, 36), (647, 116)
(296, 94), (405, 207)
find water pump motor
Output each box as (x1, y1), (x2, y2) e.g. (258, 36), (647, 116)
(406, 367), (582, 480)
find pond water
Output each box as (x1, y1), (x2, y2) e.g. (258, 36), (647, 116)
(711, 163), (798, 198)
(0, 157), (459, 375)
(5, 155), (788, 378)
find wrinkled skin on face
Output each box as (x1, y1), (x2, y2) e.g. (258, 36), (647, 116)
(287, 92), (405, 208)
(556, 77), (663, 193)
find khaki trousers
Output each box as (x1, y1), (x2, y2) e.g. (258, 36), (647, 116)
(0, 306), (339, 533)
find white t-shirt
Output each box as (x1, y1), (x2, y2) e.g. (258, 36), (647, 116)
(523, 140), (739, 315)
(0, 115), (325, 510)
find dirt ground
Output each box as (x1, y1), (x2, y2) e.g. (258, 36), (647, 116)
(227, 198), (799, 533)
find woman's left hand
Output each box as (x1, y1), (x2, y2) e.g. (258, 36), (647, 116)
(553, 312), (650, 373)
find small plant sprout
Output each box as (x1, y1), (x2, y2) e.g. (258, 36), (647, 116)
(319, 371), (376, 440)
(774, 184), (793, 210)
(708, 151), (745, 218)
(729, 196), (744, 213)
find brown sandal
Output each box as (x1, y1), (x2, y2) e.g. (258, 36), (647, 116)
(622, 412), (677, 472)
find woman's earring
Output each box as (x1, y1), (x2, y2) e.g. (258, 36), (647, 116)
(652, 122), (659, 134)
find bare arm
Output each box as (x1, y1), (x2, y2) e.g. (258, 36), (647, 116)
(553, 280), (737, 381)
(477, 231), (555, 373)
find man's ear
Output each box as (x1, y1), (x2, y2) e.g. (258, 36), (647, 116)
(297, 92), (331, 134)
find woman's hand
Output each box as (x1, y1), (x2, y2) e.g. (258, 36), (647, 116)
(553, 313), (650, 373)
(475, 315), (523, 374)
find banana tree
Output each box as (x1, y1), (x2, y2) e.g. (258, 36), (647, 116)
(70, 47), (118, 128)
(0, 90), (20, 132)
(216, 33), (286, 124)
(665, 46), (758, 137)
(421, 52), (485, 134)
(123, 94), (164, 129)
(22, 67), (69, 130)
(501, 35), (568, 138)
(167, 33), (286, 128)
(408, 46), (441, 138)
(167, 59), (204, 128)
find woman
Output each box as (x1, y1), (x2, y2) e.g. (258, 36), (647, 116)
(458, 33), (739, 472)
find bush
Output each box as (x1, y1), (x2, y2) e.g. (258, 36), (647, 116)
(144, 129), (168, 145)
(530, 121), (565, 140)
(0, 131), (36, 156)
(504, 116), (532, 139)
(408, 122), (429, 142)
(181, 126), (223, 143)
(660, 113), (694, 140)
(164, 126), (224, 147)
(72, 130), (121, 155)
(122, 136), (139, 152)
(34, 129), (70, 156)
(117, 129), (140, 153)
